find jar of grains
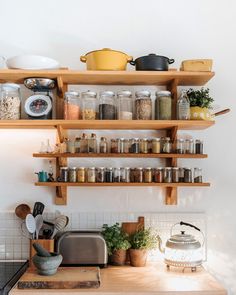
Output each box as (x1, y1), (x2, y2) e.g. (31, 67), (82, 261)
(81, 91), (97, 120)
(96, 167), (105, 183)
(69, 167), (77, 182)
(117, 90), (133, 120)
(135, 90), (152, 120)
(0, 83), (21, 120)
(152, 138), (161, 153)
(144, 167), (152, 183)
(139, 138), (149, 154)
(156, 91), (172, 120)
(77, 167), (85, 183)
(172, 167), (179, 183)
(87, 167), (96, 183)
(153, 168), (163, 183)
(64, 91), (80, 120)
(164, 167), (172, 183)
(99, 91), (116, 120)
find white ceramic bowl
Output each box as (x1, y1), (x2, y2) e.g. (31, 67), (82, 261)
(6, 55), (60, 70)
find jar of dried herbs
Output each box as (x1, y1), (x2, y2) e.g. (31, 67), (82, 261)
(135, 90), (152, 120)
(156, 91), (172, 120)
(81, 91), (97, 120)
(69, 167), (77, 182)
(77, 167), (85, 183)
(144, 167), (152, 183)
(99, 91), (116, 120)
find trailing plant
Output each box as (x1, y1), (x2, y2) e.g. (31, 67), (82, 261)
(102, 223), (131, 256)
(186, 87), (214, 109)
(129, 228), (158, 250)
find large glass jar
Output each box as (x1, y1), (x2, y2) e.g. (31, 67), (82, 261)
(117, 90), (133, 120)
(135, 90), (152, 120)
(81, 91), (97, 120)
(0, 83), (21, 120)
(156, 91), (172, 120)
(64, 91), (80, 120)
(99, 91), (116, 120)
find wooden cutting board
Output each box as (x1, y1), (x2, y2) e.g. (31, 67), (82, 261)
(122, 216), (145, 236)
(18, 267), (101, 289)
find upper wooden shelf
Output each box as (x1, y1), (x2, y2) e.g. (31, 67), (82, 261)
(0, 120), (214, 130)
(0, 69), (215, 86)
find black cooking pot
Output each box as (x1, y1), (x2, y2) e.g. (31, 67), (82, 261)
(130, 54), (175, 71)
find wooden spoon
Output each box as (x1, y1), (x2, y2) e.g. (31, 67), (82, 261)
(15, 204), (31, 220)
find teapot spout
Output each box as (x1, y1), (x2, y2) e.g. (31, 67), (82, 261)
(157, 235), (165, 253)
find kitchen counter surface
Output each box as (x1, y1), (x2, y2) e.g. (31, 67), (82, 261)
(10, 263), (227, 295)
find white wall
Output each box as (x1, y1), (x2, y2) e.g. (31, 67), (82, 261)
(0, 0), (236, 293)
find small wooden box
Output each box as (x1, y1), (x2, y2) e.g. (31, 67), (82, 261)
(29, 239), (54, 268)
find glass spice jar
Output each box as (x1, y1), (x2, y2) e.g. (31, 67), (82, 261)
(144, 167), (152, 183)
(64, 91), (80, 120)
(99, 91), (116, 120)
(176, 139), (185, 154)
(135, 90), (152, 120)
(88, 133), (97, 153)
(111, 138), (120, 153)
(81, 90), (97, 120)
(74, 137), (81, 153)
(60, 167), (68, 182)
(185, 139), (194, 154)
(123, 139), (130, 153)
(96, 167), (105, 183)
(177, 90), (190, 120)
(139, 138), (149, 154)
(195, 139), (203, 154)
(117, 90), (133, 120)
(172, 167), (179, 183)
(194, 168), (203, 183)
(113, 168), (121, 182)
(87, 167), (96, 183)
(121, 167), (130, 183)
(129, 138), (139, 153)
(69, 167), (77, 182)
(162, 137), (172, 153)
(120, 138), (125, 153)
(99, 137), (108, 153)
(164, 167), (172, 183)
(80, 133), (88, 153)
(66, 138), (75, 153)
(133, 167), (143, 183)
(77, 167), (85, 183)
(153, 168), (163, 183)
(178, 168), (185, 182)
(156, 91), (172, 120)
(152, 138), (161, 153)
(105, 167), (113, 183)
(184, 168), (192, 183)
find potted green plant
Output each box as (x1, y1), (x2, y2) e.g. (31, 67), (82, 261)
(102, 223), (131, 266)
(129, 228), (158, 267)
(186, 87), (214, 120)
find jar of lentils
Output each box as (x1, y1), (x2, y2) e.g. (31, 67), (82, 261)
(135, 90), (152, 120)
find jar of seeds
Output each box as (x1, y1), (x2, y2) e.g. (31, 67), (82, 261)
(117, 90), (133, 120)
(152, 138), (161, 153)
(87, 167), (96, 183)
(176, 139), (185, 154)
(77, 167), (85, 183)
(81, 90), (97, 120)
(69, 167), (77, 182)
(164, 167), (172, 183)
(96, 167), (105, 183)
(184, 168), (192, 183)
(0, 83), (21, 120)
(135, 90), (152, 120)
(99, 137), (108, 153)
(172, 167), (179, 183)
(185, 139), (194, 154)
(156, 91), (172, 120)
(153, 168), (163, 183)
(139, 138), (149, 154)
(144, 167), (152, 183)
(194, 168), (203, 183)
(99, 91), (116, 120)
(129, 138), (139, 153)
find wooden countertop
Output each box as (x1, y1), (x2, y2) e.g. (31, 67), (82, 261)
(10, 263), (227, 295)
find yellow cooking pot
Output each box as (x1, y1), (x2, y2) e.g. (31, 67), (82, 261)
(80, 48), (133, 71)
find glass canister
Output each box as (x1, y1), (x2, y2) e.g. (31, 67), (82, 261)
(164, 167), (172, 183)
(74, 137), (81, 153)
(139, 138), (149, 154)
(144, 167), (152, 183)
(194, 168), (203, 183)
(0, 83), (21, 120)
(117, 90), (133, 120)
(177, 90), (190, 120)
(121, 167), (130, 183)
(129, 138), (139, 153)
(66, 138), (75, 153)
(88, 133), (97, 153)
(99, 137), (108, 153)
(184, 168), (192, 183)
(77, 167), (85, 183)
(111, 138), (120, 153)
(113, 168), (121, 182)
(105, 167), (113, 183)
(156, 91), (172, 120)
(69, 167), (77, 182)
(133, 167), (143, 183)
(87, 167), (96, 183)
(80, 133), (88, 153)
(135, 90), (152, 120)
(99, 91), (116, 120)
(185, 139), (194, 154)
(162, 137), (172, 153)
(120, 138), (125, 153)
(153, 168), (163, 183)
(96, 167), (105, 183)
(178, 168), (185, 182)
(64, 91), (80, 120)
(81, 90), (97, 120)
(176, 139), (185, 154)
(172, 167), (179, 183)
(123, 139), (130, 153)
(195, 139), (203, 154)
(59, 167), (68, 182)
(152, 138), (161, 153)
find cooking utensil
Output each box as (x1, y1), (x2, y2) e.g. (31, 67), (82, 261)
(25, 214), (36, 239)
(15, 204), (31, 220)
(80, 48), (133, 70)
(32, 202), (45, 217)
(213, 108), (230, 117)
(130, 54), (174, 71)
(35, 215), (44, 239)
(24, 78), (56, 91)
(51, 215), (68, 239)
(33, 242), (51, 257)
(42, 229), (53, 239)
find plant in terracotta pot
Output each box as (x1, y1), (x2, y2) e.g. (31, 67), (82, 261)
(102, 223), (131, 266)
(186, 87), (214, 120)
(129, 228), (158, 267)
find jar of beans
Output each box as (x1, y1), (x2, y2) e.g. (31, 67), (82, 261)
(135, 90), (152, 120)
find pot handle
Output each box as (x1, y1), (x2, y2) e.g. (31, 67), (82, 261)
(129, 60), (136, 66)
(168, 58), (175, 64)
(127, 56), (133, 63)
(80, 56), (87, 63)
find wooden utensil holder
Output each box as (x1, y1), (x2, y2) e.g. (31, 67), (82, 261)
(29, 239), (54, 268)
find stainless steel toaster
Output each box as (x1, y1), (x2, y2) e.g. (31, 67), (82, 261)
(55, 230), (108, 267)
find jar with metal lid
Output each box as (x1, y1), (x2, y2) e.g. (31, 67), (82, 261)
(69, 167), (77, 182)
(77, 167), (85, 183)
(66, 138), (75, 153)
(80, 133), (88, 153)
(120, 138), (125, 153)
(113, 168), (121, 182)
(164, 167), (172, 183)
(195, 139), (203, 154)
(74, 137), (81, 153)
(162, 137), (172, 153)
(172, 167), (179, 183)
(129, 138), (139, 153)
(133, 167), (143, 183)
(178, 168), (185, 182)
(176, 139), (185, 154)
(152, 138), (161, 153)
(117, 90), (133, 120)
(184, 168), (192, 183)
(156, 91), (172, 120)
(99, 91), (116, 120)
(81, 90), (97, 120)
(144, 167), (152, 183)
(123, 139), (130, 153)
(0, 83), (21, 120)
(96, 167), (105, 183)
(111, 138), (120, 153)
(194, 168), (203, 183)
(135, 90), (152, 120)
(139, 138), (149, 154)
(105, 167), (113, 183)
(121, 167), (130, 182)
(153, 168), (163, 183)
(185, 139), (194, 154)
(59, 167), (68, 182)
(99, 137), (108, 153)
(87, 167), (96, 183)
(88, 133), (97, 153)
(64, 91), (80, 120)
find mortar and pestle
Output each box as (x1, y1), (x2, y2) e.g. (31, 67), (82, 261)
(32, 243), (62, 276)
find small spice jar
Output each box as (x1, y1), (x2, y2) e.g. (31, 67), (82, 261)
(123, 139), (130, 153)
(121, 167), (130, 183)
(60, 167), (68, 182)
(80, 133), (88, 153)
(111, 138), (120, 153)
(162, 137), (172, 153)
(129, 138), (139, 153)
(135, 90), (152, 120)
(113, 168), (121, 182)
(96, 167), (105, 183)
(87, 167), (96, 183)
(172, 167), (179, 183)
(69, 167), (77, 182)
(64, 91), (80, 120)
(176, 139), (185, 154)
(77, 167), (85, 183)
(74, 137), (81, 153)
(156, 91), (172, 120)
(194, 168), (203, 183)
(139, 138), (149, 154)
(81, 91), (97, 120)
(99, 137), (108, 153)
(153, 168), (163, 183)
(117, 90), (133, 120)
(88, 133), (97, 153)
(185, 139), (194, 154)
(105, 168), (113, 183)
(66, 138), (75, 153)
(133, 168), (143, 183)
(164, 167), (172, 183)
(184, 168), (192, 183)
(144, 167), (152, 183)
(120, 138), (125, 153)
(178, 168), (185, 182)
(152, 138), (161, 153)
(195, 139), (203, 154)
(99, 91), (116, 120)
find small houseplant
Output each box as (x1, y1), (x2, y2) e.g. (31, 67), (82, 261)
(186, 87), (214, 120)
(102, 223), (131, 265)
(129, 228), (158, 267)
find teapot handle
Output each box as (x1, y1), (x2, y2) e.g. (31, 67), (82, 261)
(180, 221), (200, 231)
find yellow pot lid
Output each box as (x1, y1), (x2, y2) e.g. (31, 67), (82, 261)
(83, 48), (129, 56)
